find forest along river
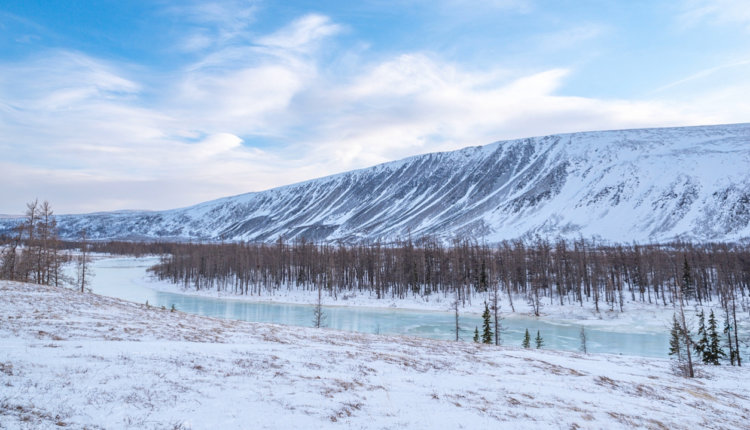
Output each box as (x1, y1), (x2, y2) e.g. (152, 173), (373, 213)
(87, 256), (672, 358)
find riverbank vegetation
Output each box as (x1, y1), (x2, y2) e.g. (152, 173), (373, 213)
(71, 236), (749, 366)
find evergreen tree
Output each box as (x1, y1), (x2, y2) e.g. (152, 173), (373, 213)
(669, 314), (682, 359)
(695, 309), (708, 362)
(706, 310), (725, 365)
(522, 329), (531, 348)
(481, 302), (493, 344)
(535, 330), (544, 349)
(473, 326), (479, 343)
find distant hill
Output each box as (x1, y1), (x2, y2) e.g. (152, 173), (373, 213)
(3, 123), (749, 243)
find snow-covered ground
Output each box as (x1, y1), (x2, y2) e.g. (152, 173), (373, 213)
(2, 280), (749, 429)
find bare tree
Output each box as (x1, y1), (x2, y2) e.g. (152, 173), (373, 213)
(0, 224), (23, 280)
(579, 326), (587, 354)
(453, 292), (461, 341)
(2, 200), (67, 286)
(490, 280), (502, 345)
(312, 284), (327, 328)
(675, 282), (695, 377)
(77, 230), (93, 293)
(18, 199), (39, 282)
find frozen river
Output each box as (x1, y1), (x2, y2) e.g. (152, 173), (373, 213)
(87, 256), (675, 357)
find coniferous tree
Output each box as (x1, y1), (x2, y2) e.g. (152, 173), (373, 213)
(669, 314), (682, 359)
(481, 302), (493, 344)
(695, 309), (708, 362)
(473, 327), (479, 343)
(706, 310), (725, 365)
(535, 330), (544, 349)
(522, 329), (531, 348)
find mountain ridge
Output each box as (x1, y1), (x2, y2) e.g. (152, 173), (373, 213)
(3, 122), (749, 244)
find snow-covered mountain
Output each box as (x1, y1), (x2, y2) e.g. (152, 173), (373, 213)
(5, 123), (750, 243)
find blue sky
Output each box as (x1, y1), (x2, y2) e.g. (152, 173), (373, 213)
(1, 0), (748, 214)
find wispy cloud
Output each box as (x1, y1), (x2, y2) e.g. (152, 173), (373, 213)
(653, 59), (750, 93)
(680, 0), (750, 31)
(163, 0), (259, 51)
(533, 23), (609, 52)
(257, 14), (342, 51)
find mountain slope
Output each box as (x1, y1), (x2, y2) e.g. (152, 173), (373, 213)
(5, 123), (750, 243)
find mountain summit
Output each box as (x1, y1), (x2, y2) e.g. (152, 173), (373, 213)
(7, 123), (750, 243)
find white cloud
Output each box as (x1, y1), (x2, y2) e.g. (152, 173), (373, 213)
(165, 0), (259, 51)
(533, 23), (609, 51)
(2, 51), (139, 108)
(176, 62), (306, 132)
(257, 14), (342, 51)
(191, 133), (244, 158)
(680, 0), (750, 31)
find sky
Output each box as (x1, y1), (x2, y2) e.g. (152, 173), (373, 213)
(1, 0), (749, 214)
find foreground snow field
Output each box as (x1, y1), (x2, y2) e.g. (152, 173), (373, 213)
(2, 281), (749, 429)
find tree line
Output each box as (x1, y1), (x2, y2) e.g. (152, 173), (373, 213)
(135, 237), (747, 361)
(2, 202), (747, 368)
(140, 237), (749, 312)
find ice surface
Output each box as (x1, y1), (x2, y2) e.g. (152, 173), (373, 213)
(76, 256), (749, 359)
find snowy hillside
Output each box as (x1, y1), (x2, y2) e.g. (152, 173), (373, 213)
(2, 280), (749, 429)
(4, 123), (750, 243)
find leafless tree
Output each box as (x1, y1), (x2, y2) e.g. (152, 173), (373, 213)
(312, 283), (327, 328)
(579, 326), (587, 354)
(77, 229), (93, 293)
